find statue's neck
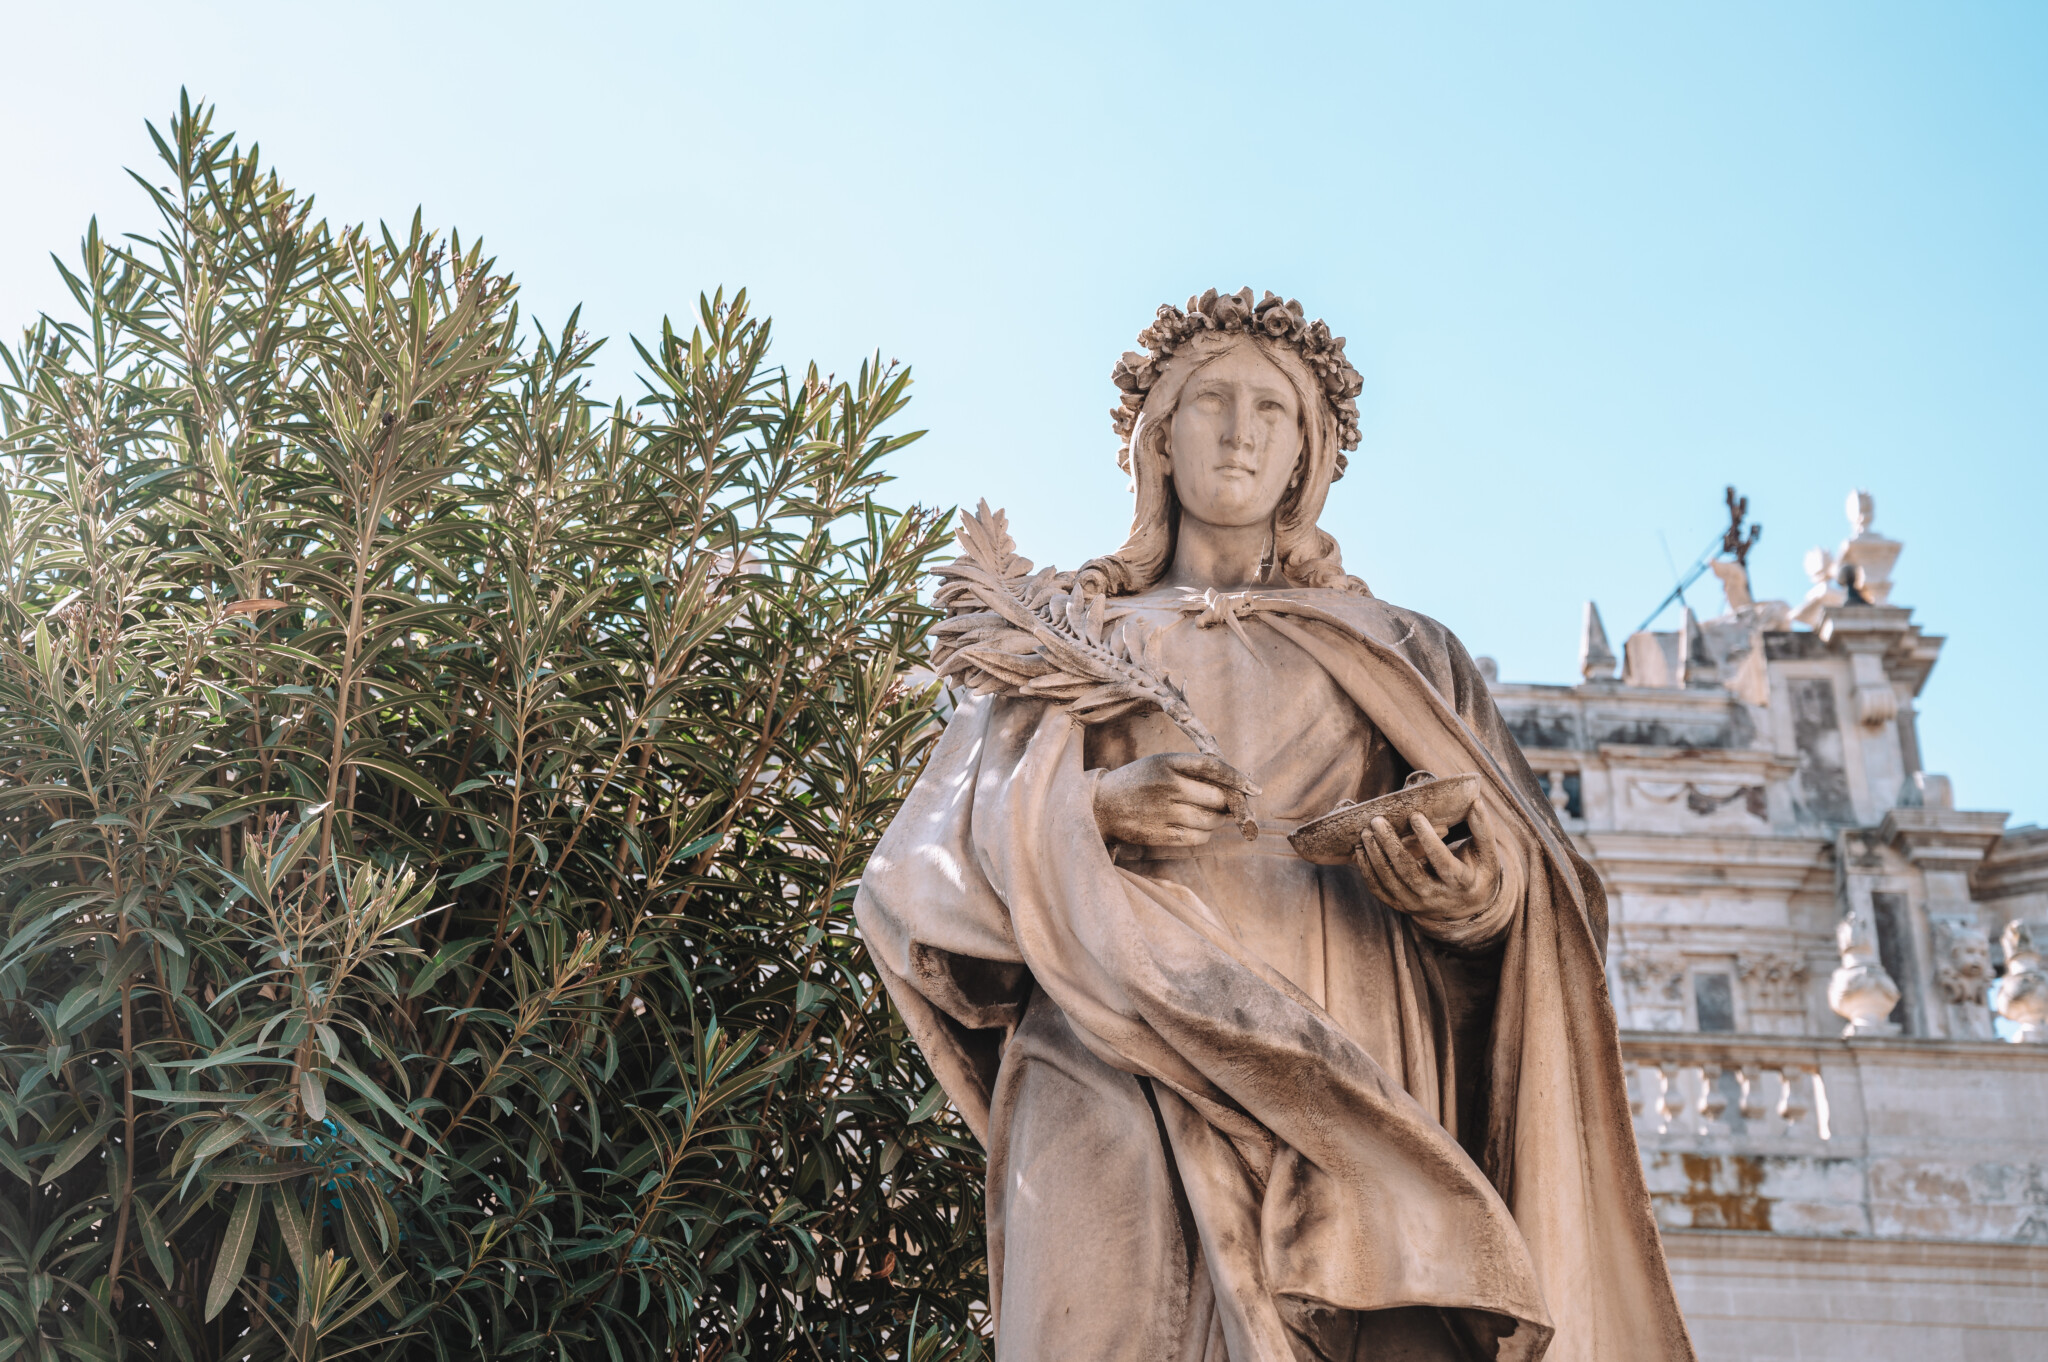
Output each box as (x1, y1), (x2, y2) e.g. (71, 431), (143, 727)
(1159, 515), (1273, 593)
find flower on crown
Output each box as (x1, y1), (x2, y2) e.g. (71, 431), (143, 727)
(1109, 287), (1363, 477)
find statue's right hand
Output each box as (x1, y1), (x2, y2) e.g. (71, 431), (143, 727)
(1092, 752), (1261, 848)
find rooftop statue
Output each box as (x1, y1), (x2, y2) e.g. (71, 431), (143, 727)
(855, 289), (1694, 1361)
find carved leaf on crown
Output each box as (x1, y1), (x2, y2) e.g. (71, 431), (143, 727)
(931, 501), (1234, 771)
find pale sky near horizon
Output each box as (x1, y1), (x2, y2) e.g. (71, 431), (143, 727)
(3, 2), (2044, 824)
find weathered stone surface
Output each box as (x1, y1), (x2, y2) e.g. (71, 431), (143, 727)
(1664, 1232), (2048, 1362)
(1490, 489), (2047, 1356)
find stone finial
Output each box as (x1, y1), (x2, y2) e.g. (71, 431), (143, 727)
(1828, 912), (1902, 1036)
(1992, 919), (2048, 1043)
(1836, 488), (1901, 606)
(1579, 602), (1617, 682)
(1474, 655), (1500, 687)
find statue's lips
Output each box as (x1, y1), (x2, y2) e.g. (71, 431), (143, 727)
(1288, 772), (1483, 866)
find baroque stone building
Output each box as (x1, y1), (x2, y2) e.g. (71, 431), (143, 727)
(1483, 491), (2048, 1361)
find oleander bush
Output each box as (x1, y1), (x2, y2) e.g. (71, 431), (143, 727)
(0, 94), (986, 1362)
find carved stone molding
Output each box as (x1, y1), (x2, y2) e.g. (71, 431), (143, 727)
(1738, 952), (1812, 1014)
(1618, 949), (1688, 1031)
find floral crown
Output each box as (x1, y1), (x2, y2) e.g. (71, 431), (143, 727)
(1110, 287), (1363, 477)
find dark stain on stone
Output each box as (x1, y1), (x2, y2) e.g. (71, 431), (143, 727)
(1785, 678), (1856, 826)
(1593, 718), (1737, 749)
(1507, 712), (1579, 750)
(1670, 1153), (1773, 1232)
(1764, 631), (1826, 661)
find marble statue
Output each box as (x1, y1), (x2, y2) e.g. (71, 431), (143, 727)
(855, 289), (1693, 1361)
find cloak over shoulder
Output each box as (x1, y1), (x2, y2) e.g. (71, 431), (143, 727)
(855, 592), (1694, 1362)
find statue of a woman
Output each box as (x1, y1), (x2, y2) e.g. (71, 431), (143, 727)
(857, 290), (1692, 1361)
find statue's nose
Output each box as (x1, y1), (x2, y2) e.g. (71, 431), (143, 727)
(1226, 407), (1256, 449)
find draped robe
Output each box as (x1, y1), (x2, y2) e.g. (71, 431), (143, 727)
(855, 589), (1694, 1362)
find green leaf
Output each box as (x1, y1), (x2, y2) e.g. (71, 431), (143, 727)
(134, 1197), (175, 1287)
(205, 1182), (262, 1321)
(199, 791), (304, 828)
(41, 1114), (113, 1183)
(447, 856), (505, 889)
(906, 1083), (947, 1124)
(298, 1069), (327, 1122)
(346, 755), (448, 809)
(271, 1183), (312, 1278)
(407, 937), (488, 998)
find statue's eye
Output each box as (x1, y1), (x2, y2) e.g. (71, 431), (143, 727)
(1194, 393), (1225, 412)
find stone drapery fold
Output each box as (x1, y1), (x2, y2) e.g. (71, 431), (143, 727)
(855, 591), (1694, 1362)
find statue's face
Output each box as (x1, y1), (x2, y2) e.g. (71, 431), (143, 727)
(1163, 341), (1303, 529)
(1956, 939), (1991, 980)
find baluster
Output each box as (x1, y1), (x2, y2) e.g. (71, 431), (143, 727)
(1778, 1064), (1812, 1136)
(1657, 1061), (1685, 1135)
(1696, 1063), (1728, 1133)
(1627, 1061), (1649, 1125)
(1735, 1065), (1766, 1128)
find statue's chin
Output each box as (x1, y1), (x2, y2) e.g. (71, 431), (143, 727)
(1179, 501), (1284, 530)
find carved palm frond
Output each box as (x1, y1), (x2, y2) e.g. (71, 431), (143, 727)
(931, 501), (1223, 758)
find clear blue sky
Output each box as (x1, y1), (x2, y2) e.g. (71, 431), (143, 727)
(4, 2), (2044, 824)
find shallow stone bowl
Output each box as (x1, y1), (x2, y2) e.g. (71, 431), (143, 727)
(1288, 771), (1483, 866)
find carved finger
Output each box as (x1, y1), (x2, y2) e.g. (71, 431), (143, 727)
(1369, 816), (1430, 899)
(1167, 803), (1232, 831)
(1357, 825), (1404, 903)
(1168, 774), (1233, 813)
(1166, 751), (1262, 798)
(1409, 812), (1470, 889)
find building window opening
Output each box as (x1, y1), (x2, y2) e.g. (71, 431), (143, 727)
(1694, 972), (1737, 1032)
(1870, 892), (1914, 1033)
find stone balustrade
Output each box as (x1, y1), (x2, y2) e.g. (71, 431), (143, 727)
(1626, 1043), (1830, 1148)
(1620, 1030), (2048, 1243)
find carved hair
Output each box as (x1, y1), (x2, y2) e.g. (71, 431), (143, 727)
(1076, 330), (1368, 598)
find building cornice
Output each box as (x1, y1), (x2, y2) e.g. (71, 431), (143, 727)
(1620, 1028), (2048, 1071)
(1877, 807), (2009, 870)
(1582, 833), (1833, 893)
(1975, 825), (2048, 901)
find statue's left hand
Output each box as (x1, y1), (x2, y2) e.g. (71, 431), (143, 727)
(1356, 803), (1502, 928)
